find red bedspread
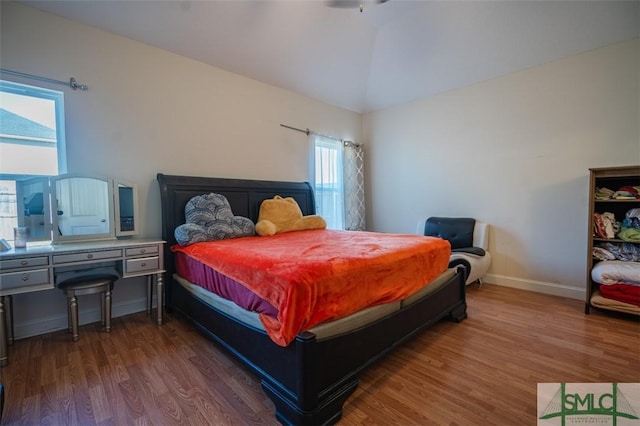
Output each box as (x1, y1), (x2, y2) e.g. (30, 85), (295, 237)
(171, 229), (450, 346)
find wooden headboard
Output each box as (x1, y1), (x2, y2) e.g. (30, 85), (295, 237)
(157, 173), (316, 247)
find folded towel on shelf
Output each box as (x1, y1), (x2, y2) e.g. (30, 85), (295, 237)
(594, 187), (615, 200)
(590, 290), (640, 314)
(623, 208), (640, 229)
(618, 227), (640, 242)
(593, 212), (618, 239)
(597, 242), (640, 262)
(599, 283), (640, 307)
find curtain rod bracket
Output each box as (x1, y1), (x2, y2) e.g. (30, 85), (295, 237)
(69, 77), (88, 91)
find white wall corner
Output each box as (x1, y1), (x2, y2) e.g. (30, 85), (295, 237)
(484, 273), (585, 301)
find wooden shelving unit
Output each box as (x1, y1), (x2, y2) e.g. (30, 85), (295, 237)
(585, 165), (640, 315)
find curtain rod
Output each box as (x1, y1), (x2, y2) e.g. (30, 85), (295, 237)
(0, 68), (89, 91)
(280, 123), (360, 147)
(280, 123), (310, 135)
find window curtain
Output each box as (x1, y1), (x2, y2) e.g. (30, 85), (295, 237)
(343, 141), (365, 231)
(311, 134), (365, 231)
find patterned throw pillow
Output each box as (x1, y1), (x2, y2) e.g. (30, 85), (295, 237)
(174, 193), (255, 246)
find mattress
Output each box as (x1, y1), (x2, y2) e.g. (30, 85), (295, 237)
(175, 267), (458, 342)
(171, 229), (451, 345)
(175, 250), (277, 317)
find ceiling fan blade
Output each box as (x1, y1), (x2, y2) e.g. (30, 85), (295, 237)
(326, 0), (390, 9)
(326, 0), (361, 9)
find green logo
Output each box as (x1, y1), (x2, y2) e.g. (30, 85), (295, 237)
(539, 383), (639, 426)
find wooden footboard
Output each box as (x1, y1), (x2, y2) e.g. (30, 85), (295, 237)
(157, 173), (467, 425)
(169, 266), (466, 425)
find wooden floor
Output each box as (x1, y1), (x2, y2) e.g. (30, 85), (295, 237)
(1, 284), (638, 425)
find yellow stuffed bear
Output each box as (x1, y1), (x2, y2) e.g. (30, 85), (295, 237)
(255, 196), (326, 236)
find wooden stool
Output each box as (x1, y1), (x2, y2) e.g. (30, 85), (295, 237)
(57, 274), (118, 341)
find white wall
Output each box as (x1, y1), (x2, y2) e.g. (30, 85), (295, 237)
(1, 3), (361, 338)
(364, 39), (640, 299)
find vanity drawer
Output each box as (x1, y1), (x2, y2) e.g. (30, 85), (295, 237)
(0, 256), (49, 271)
(1, 268), (51, 291)
(126, 245), (159, 257)
(126, 257), (159, 274)
(54, 249), (122, 264)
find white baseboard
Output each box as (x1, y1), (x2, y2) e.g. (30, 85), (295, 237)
(12, 297), (155, 340)
(484, 273), (585, 301)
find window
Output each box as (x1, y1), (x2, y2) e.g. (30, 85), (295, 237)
(312, 134), (344, 230)
(0, 80), (67, 243)
(311, 134), (366, 232)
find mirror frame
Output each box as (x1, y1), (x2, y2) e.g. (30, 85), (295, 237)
(113, 179), (139, 237)
(50, 174), (116, 244)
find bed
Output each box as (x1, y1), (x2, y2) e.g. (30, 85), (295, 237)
(157, 173), (468, 425)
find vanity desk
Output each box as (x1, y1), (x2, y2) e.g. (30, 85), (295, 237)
(0, 173), (165, 367)
(0, 238), (165, 366)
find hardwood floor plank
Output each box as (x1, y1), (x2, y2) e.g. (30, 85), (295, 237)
(23, 352), (42, 399)
(16, 394), (40, 425)
(72, 386), (95, 426)
(106, 377), (135, 425)
(187, 386), (237, 426)
(116, 379), (147, 420)
(1, 283), (638, 425)
(151, 391), (188, 425)
(40, 381), (73, 425)
(88, 382), (111, 424)
(186, 408), (213, 426)
(67, 350), (89, 393)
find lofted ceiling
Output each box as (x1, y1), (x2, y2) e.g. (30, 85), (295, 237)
(19, 0), (640, 113)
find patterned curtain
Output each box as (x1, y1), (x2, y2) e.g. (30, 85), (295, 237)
(343, 141), (365, 231)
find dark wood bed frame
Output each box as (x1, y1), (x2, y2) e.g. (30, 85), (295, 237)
(157, 173), (467, 425)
